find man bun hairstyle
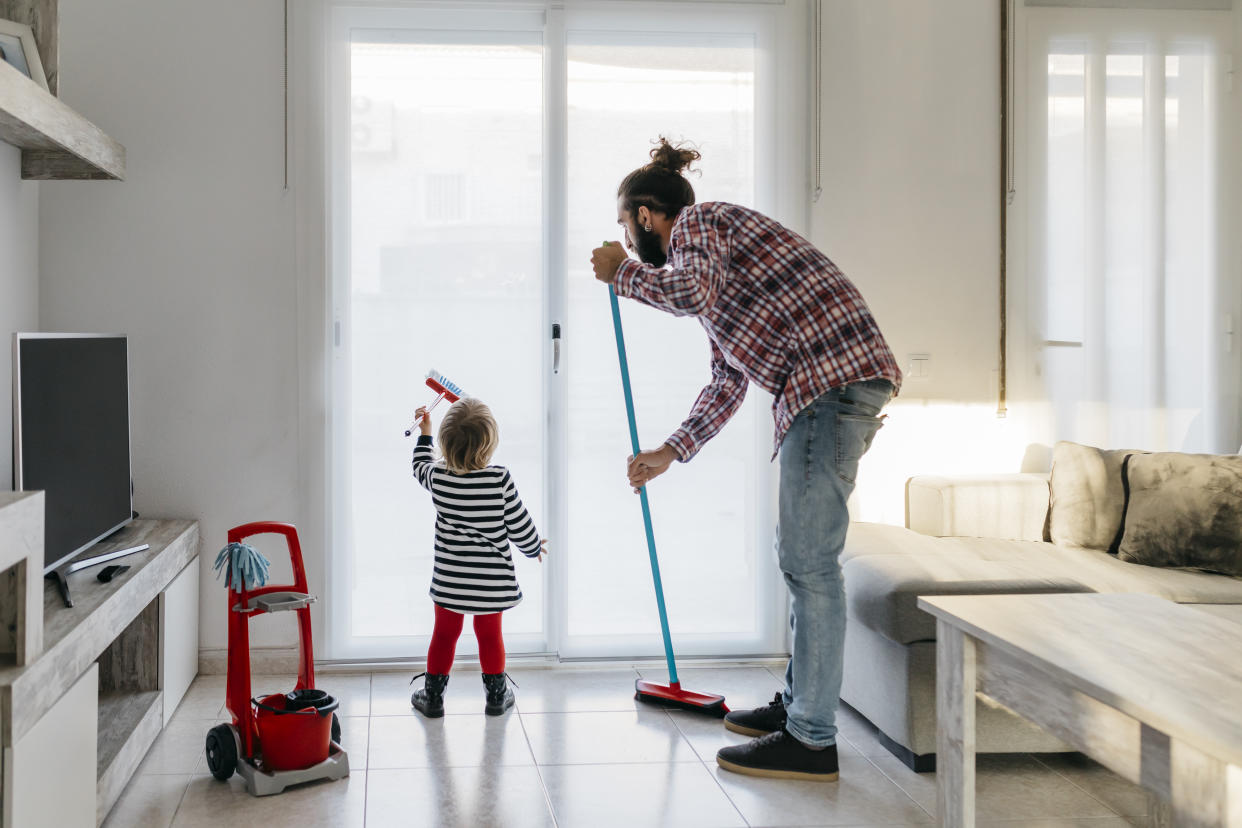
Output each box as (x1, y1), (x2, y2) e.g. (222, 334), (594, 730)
(618, 136), (701, 219)
(438, 397), (499, 474)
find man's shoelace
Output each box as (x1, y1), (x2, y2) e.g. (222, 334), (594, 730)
(754, 729), (789, 747)
(761, 692), (785, 712)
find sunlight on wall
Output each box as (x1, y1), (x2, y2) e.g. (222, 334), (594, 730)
(851, 393), (1226, 528)
(850, 399), (1044, 527)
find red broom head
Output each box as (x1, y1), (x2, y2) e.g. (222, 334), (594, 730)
(634, 678), (728, 717)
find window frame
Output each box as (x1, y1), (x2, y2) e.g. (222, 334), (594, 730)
(314, 0), (811, 662)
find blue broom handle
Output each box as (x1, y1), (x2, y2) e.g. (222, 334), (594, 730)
(608, 285), (679, 686)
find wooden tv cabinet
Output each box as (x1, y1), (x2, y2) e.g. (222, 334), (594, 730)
(0, 498), (199, 827)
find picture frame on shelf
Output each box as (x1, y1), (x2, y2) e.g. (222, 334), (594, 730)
(0, 18), (49, 92)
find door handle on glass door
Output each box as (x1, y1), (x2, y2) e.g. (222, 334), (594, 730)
(552, 322), (561, 374)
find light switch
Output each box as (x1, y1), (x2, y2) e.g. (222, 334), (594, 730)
(907, 353), (930, 378)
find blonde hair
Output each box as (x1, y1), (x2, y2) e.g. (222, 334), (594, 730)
(438, 398), (499, 474)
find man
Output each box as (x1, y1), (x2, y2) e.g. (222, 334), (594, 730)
(590, 138), (901, 781)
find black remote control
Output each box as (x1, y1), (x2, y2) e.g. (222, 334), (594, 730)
(97, 564), (130, 583)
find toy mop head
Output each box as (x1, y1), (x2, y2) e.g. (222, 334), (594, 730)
(214, 542), (271, 591)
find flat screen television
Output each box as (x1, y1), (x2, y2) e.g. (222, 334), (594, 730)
(12, 333), (137, 582)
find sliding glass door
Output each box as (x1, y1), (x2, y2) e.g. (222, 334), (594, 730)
(560, 16), (777, 657)
(330, 7), (548, 659)
(328, 3), (795, 661)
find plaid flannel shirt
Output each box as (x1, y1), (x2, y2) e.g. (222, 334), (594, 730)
(613, 201), (902, 461)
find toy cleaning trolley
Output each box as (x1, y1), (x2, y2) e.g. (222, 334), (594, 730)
(204, 522), (349, 796)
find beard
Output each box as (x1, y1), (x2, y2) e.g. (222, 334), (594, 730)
(634, 224), (668, 268)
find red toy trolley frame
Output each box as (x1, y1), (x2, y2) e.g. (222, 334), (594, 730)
(204, 521), (349, 796)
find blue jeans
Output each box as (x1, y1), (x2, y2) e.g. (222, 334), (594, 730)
(777, 379), (893, 747)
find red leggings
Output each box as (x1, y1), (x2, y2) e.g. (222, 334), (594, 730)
(426, 605), (505, 674)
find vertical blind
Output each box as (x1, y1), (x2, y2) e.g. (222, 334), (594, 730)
(1025, 8), (1233, 452)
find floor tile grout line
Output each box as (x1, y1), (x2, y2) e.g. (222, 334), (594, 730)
(763, 663), (935, 824)
(131, 671), (1149, 828)
(864, 749), (1137, 825)
(514, 708), (561, 828)
(169, 770), (197, 828)
(972, 819), (1142, 826)
(361, 672), (373, 826)
(697, 754), (754, 828)
(164, 705), (208, 828)
(512, 707), (703, 716)
(664, 706), (754, 828)
(1028, 753), (1142, 820)
(854, 743), (937, 823)
(380, 706), (652, 717)
(485, 759), (705, 768)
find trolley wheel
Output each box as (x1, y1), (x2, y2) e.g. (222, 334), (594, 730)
(331, 712), (341, 745)
(205, 724), (238, 781)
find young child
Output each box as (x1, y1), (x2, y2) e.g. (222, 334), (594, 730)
(408, 397), (547, 717)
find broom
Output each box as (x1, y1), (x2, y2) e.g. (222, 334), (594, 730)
(606, 268), (728, 717)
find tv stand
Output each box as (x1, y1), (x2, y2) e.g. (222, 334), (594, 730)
(48, 543), (152, 607)
(0, 509), (200, 828)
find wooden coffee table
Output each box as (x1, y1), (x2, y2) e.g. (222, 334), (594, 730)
(917, 593), (1242, 827)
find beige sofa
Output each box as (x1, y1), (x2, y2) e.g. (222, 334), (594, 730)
(840, 472), (1242, 771)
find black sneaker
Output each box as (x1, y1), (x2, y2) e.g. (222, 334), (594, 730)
(716, 729), (840, 781)
(724, 692), (787, 738)
(410, 672), (449, 718)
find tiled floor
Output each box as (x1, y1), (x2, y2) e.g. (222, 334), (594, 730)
(105, 664), (1151, 828)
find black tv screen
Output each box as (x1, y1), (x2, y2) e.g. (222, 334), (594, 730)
(13, 334), (133, 573)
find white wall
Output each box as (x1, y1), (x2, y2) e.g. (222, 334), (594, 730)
(1230, 2), (1242, 452)
(812, 0), (1040, 523)
(43, 0), (1229, 653)
(0, 144), (40, 490)
(41, 0), (302, 653)
(37, 0), (1026, 652)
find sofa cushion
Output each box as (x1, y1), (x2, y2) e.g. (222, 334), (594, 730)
(1038, 544), (1242, 602)
(1116, 452), (1242, 577)
(906, 474), (1051, 541)
(1048, 441), (1143, 551)
(846, 522), (1047, 564)
(842, 522), (965, 564)
(1187, 604), (1242, 627)
(842, 521), (1242, 645)
(843, 550), (1091, 645)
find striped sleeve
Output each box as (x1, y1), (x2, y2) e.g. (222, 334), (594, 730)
(501, 471), (542, 557)
(411, 435), (437, 490)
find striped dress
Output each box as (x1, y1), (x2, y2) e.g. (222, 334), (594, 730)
(411, 435), (542, 614)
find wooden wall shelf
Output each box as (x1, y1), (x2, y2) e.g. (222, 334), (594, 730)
(0, 58), (124, 180)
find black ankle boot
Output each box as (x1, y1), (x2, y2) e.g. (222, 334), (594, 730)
(482, 672), (516, 716)
(410, 672), (449, 718)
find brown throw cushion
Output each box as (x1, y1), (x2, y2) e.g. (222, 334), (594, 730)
(1048, 441), (1143, 550)
(1118, 452), (1242, 577)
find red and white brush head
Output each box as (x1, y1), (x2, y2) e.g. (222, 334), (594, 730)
(405, 369), (469, 436)
(425, 369), (466, 403)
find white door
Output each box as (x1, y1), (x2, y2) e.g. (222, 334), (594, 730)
(329, 3), (797, 661)
(558, 11), (781, 658)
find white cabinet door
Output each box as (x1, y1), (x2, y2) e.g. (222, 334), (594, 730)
(160, 559), (200, 726)
(4, 664), (98, 828)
